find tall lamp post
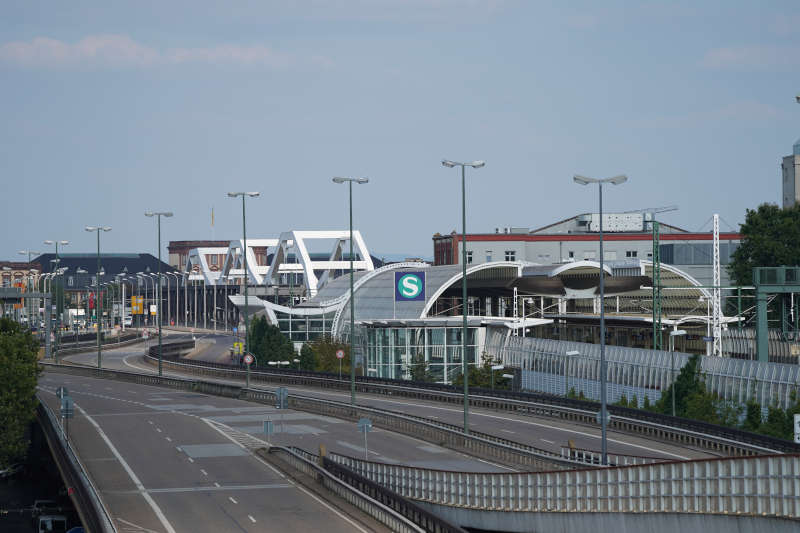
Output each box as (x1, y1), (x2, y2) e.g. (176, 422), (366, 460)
(332, 177), (369, 405)
(85, 226), (111, 369)
(669, 329), (687, 416)
(145, 211), (173, 376)
(441, 159), (484, 434)
(227, 192), (260, 387)
(573, 173), (627, 465)
(44, 240), (69, 362)
(18, 249), (40, 329)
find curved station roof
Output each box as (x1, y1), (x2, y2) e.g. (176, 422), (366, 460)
(229, 258), (720, 336)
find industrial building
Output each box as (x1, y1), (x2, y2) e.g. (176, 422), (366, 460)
(432, 211), (741, 287)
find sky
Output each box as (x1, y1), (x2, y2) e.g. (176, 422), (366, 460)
(1, 1), (799, 261)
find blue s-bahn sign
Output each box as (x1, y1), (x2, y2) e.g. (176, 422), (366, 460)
(395, 271), (425, 302)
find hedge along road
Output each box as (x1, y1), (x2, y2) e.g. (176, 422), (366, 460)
(60, 333), (713, 462)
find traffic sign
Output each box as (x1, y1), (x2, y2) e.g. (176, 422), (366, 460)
(358, 417), (372, 433)
(233, 342), (243, 354)
(233, 327), (238, 334)
(595, 411), (611, 425)
(336, 349), (345, 360)
(275, 387), (289, 409)
(60, 397), (74, 419)
(243, 353), (255, 365)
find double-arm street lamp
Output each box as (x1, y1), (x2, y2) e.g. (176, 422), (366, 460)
(44, 240), (69, 361)
(573, 173), (627, 465)
(227, 192), (259, 388)
(441, 159), (485, 434)
(145, 211), (173, 376)
(85, 226), (111, 368)
(18, 249), (40, 329)
(332, 177), (369, 405)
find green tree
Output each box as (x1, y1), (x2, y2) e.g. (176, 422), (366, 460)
(655, 354), (706, 417)
(452, 352), (510, 390)
(310, 335), (355, 374)
(247, 316), (296, 363)
(0, 317), (41, 468)
(407, 353), (435, 382)
(727, 203), (800, 286)
(298, 343), (316, 371)
(742, 398), (763, 432)
(759, 404), (790, 439)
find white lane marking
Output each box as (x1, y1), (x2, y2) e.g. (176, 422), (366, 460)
(165, 437), (172, 442)
(301, 389), (690, 459)
(214, 482), (220, 488)
(74, 403), (177, 533)
(228, 496), (238, 504)
(501, 429), (515, 434)
(202, 419), (369, 533)
(200, 469), (208, 476)
(156, 428), (162, 433)
(187, 457), (194, 463)
(148, 420), (154, 425)
(117, 517), (161, 533)
(541, 439), (555, 444)
(176, 446), (182, 453)
(248, 515), (256, 523)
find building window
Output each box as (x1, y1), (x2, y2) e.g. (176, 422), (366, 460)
(504, 251), (516, 262)
(466, 251), (473, 264)
(583, 251), (596, 260)
(486, 250), (492, 262)
(568, 251), (574, 259)
(210, 255), (218, 266)
(604, 251), (617, 261)
(626, 250), (638, 258)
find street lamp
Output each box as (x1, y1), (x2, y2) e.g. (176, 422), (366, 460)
(332, 177), (369, 406)
(165, 272), (180, 327)
(669, 329), (687, 416)
(85, 226), (111, 369)
(573, 173), (627, 465)
(145, 211), (173, 376)
(442, 159), (484, 434)
(228, 192), (259, 387)
(18, 250), (40, 329)
(44, 240), (69, 362)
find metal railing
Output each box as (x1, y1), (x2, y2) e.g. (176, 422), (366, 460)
(488, 329), (800, 410)
(265, 446), (431, 533)
(147, 351), (800, 455)
(328, 451), (800, 519)
(36, 401), (117, 532)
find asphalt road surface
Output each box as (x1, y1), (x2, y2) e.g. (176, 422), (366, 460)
(61, 331), (716, 463)
(40, 371), (394, 533)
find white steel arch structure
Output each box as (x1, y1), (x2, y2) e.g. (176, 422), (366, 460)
(219, 238), (276, 286)
(266, 230), (374, 297)
(183, 247), (228, 285)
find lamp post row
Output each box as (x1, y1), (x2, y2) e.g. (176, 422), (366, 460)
(33, 167), (629, 451)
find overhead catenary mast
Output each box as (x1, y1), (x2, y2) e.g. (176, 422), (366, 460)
(712, 213), (722, 357)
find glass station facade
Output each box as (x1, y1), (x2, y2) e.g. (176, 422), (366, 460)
(364, 325), (482, 382)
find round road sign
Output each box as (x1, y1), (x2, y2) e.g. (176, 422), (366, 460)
(243, 353), (255, 365)
(336, 349), (345, 359)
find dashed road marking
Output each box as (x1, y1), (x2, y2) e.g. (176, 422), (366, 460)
(248, 515), (256, 523)
(228, 496), (237, 504)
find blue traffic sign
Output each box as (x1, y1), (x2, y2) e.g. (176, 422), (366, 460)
(394, 271), (425, 302)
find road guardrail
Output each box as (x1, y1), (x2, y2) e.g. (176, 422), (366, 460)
(36, 401), (117, 532)
(150, 351), (798, 456)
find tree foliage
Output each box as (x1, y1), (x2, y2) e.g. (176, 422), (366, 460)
(247, 316), (296, 363)
(309, 335), (358, 375)
(0, 318), (41, 468)
(298, 343), (316, 371)
(452, 352), (511, 390)
(406, 353), (436, 382)
(727, 203), (800, 286)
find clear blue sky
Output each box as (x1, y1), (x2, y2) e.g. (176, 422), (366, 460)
(1, 1), (798, 260)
